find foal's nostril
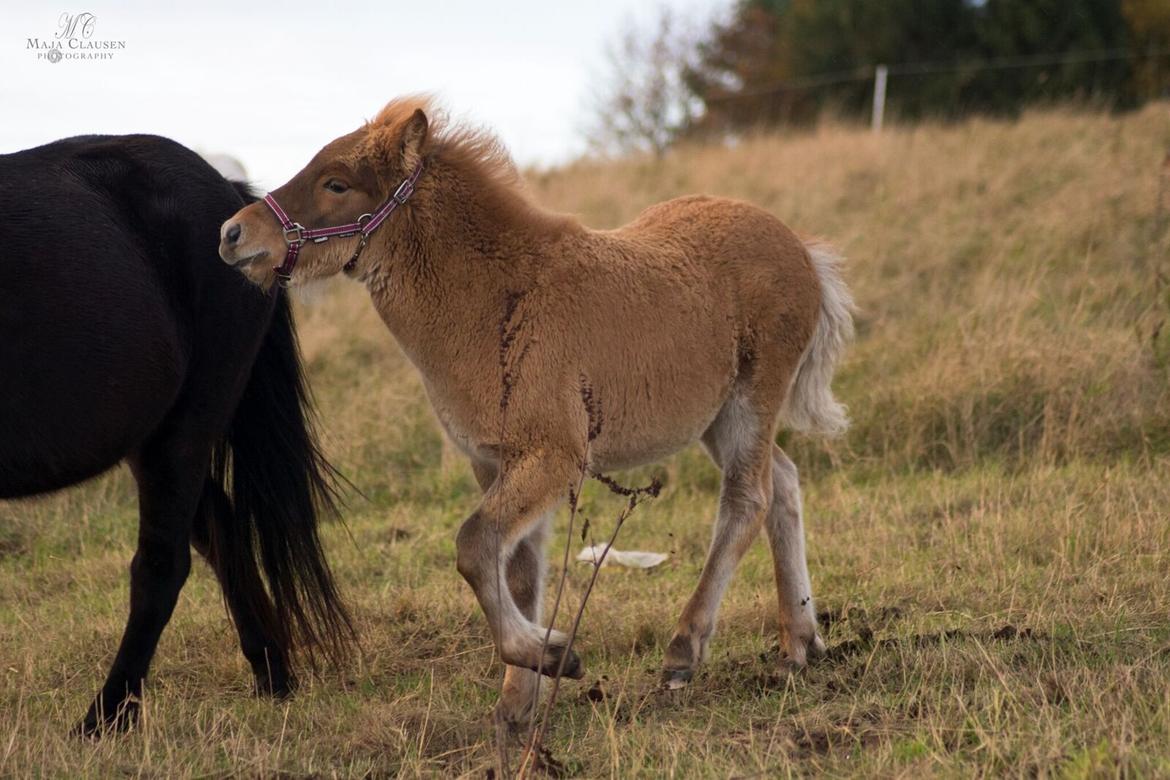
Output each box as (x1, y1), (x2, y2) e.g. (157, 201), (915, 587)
(225, 223), (242, 244)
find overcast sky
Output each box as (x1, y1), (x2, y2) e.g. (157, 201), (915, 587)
(2, 0), (728, 189)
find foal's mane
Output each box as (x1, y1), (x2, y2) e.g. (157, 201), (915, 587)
(360, 96), (567, 231)
(368, 97), (519, 192)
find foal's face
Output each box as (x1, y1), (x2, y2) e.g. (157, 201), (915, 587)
(219, 116), (419, 287)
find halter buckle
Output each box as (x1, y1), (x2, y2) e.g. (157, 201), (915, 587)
(283, 224), (306, 245)
(393, 178), (415, 204)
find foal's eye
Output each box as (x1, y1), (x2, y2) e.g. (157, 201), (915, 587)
(324, 179), (350, 194)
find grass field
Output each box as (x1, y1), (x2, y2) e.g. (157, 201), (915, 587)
(3, 105), (1170, 777)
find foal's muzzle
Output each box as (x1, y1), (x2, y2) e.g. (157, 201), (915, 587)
(218, 218), (266, 267)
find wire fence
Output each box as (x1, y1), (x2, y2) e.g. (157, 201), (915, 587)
(702, 47), (1170, 130)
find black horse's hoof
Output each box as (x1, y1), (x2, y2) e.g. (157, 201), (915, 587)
(254, 670), (297, 699)
(74, 697), (139, 739)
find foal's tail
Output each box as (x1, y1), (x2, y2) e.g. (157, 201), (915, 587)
(780, 240), (855, 437)
(207, 291), (354, 668)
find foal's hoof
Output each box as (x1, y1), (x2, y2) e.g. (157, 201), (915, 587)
(661, 667), (694, 690)
(661, 632), (702, 689)
(538, 645), (584, 680)
(493, 699), (535, 737)
(779, 632), (827, 673)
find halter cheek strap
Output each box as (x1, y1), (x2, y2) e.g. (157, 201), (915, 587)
(263, 163), (424, 285)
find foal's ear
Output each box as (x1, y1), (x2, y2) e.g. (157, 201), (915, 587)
(400, 108), (428, 172)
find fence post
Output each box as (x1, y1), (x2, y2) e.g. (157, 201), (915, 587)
(871, 64), (888, 132)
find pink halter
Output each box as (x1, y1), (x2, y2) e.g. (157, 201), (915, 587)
(262, 163), (424, 284)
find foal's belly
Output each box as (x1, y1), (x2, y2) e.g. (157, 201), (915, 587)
(587, 387), (730, 471)
(423, 346), (735, 473)
(584, 341), (738, 471)
(589, 412), (722, 472)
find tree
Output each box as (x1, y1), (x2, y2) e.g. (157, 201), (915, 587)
(967, 0), (1133, 112)
(690, 0), (980, 129)
(688, 0), (1160, 132)
(587, 0), (1169, 154)
(686, 0), (795, 131)
(1123, 0), (1170, 99)
(586, 8), (702, 157)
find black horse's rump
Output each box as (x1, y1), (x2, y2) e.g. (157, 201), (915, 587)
(0, 134), (352, 734)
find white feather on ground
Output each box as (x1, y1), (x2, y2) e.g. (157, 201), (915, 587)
(576, 545), (668, 569)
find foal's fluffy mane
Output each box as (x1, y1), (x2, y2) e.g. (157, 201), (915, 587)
(366, 95), (523, 196)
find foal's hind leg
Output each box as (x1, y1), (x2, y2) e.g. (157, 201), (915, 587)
(190, 480), (294, 697)
(766, 446), (826, 670)
(77, 434), (205, 736)
(663, 396), (775, 687)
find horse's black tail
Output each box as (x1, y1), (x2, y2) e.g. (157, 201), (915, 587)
(206, 291), (354, 669)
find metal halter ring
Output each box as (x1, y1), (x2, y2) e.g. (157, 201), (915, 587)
(283, 224), (306, 245)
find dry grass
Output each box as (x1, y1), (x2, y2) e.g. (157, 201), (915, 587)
(3, 105), (1170, 777)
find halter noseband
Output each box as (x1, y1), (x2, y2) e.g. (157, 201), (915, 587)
(262, 163), (424, 285)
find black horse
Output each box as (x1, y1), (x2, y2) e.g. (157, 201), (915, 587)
(0, 135), (352, 735)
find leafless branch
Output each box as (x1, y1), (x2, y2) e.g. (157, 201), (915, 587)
(585, 7), (703, 158)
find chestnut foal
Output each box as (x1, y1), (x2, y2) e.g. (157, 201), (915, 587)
(219, 97), (854, 728)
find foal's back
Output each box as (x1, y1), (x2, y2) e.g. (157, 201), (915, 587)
(563, 193), (820, 339)
(609, 193), (811, 261)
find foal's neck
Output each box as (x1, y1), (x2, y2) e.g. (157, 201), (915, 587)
(364, 159), (574, 371)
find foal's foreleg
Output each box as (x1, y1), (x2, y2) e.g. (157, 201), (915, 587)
(497, 517), (550, 730)
(470, 459), (550, 728)
(456, 454), (579, 679)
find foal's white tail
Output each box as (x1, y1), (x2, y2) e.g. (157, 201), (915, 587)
(781, 241), (855, 437)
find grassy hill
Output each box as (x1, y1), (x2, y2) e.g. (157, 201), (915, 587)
(3, 105), (1170, 776)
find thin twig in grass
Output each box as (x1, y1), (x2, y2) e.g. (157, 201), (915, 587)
(519, 479), (659, 775)
(527, 456), (589, 727)
(519, 451), (664, 776)
(1156, 150), (1170, 236)
(529, 376), (603, 698)
(520, 375), (598, 770)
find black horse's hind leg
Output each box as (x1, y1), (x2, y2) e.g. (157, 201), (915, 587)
(76, 434), (205, 737)
(190, 481), (295, 698)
